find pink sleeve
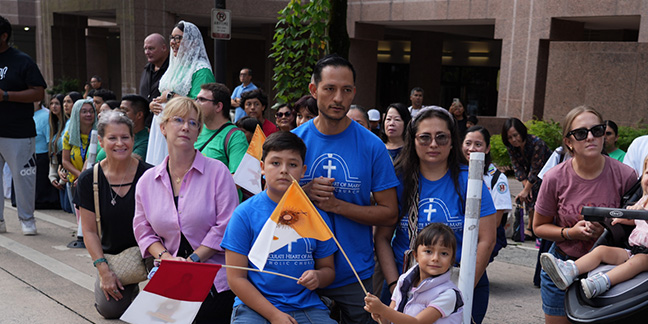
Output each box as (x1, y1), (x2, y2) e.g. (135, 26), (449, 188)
(199, 164), (239, 251)
(534, 171), (558, 218)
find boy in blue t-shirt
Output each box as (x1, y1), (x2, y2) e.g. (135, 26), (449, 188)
(221, 131), (337, 324)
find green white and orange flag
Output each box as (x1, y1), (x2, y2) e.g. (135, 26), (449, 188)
(233, 125), (266, 194)
(249, 180), (334, 270)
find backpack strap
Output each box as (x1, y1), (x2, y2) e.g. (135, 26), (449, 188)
(222, 126), (241, 165)
(491, 169), (502, 191)
(93, 163), (102, 240)
(198, 122), (233, 152)
(453, 289), (464, 313)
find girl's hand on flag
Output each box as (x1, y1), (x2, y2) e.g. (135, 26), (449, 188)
(297, 270), (320, 290)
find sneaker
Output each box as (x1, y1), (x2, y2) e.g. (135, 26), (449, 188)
(21, 221), (37, 236)
(540, 252), (578, 290)
(581, 272), (610, 299)
(0, 220), (5, 233)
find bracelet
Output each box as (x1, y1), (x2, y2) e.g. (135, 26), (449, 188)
(560, 227), (567, 240)
(158, 249), (169, 259)
(93, 258), (107, 267)
(388, 280), (398, 289)
(565, 227), (572, 240)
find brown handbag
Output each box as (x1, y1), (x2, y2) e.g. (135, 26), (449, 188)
(93, 163), (147, 285)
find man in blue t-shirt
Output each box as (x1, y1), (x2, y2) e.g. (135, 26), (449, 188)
(292, 54), (399, 324)
(230, 68), (257, 122)
(0, 16), (47, 235)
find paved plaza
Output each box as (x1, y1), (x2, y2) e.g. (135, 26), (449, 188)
(0, 178), (544, 323)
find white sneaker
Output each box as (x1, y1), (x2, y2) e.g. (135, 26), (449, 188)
(581, 272), (610, 299)
(21, 221), (37, 236)
(0, 220), (5, 233)
(540, 252), (578, 290)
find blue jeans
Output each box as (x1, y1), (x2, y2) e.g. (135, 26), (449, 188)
(231, 304), (336, 324)
(540, 243), (567, 316)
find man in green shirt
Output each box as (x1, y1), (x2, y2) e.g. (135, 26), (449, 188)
(194, 83), (248, 173)
(96, 94), (150, 162)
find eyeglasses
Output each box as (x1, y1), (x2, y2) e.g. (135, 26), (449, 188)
(170, 116), (199, 129)
(566, 124), (606, 141)
(169, 35), (183, 42)
(275, 111), (292, 118)
(415, 133), (450, 146)
(195, 97), (217, 104)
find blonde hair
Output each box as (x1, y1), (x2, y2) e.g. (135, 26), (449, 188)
(159, 96), (203, 134)
(562, 105), (603, 154)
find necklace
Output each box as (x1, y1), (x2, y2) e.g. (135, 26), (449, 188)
(169, 161), (191, 184)
(107, 158), (133, 206)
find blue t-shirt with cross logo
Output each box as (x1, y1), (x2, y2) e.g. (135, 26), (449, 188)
(293, 119), (399, 288)
(392, 166), (496, 274)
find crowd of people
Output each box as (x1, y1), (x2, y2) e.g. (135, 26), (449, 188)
(3, 13), (648, 324)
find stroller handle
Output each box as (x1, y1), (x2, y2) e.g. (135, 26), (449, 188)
(581, 206), (648, 222)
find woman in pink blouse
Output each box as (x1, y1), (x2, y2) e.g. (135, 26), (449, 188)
(133, 97), (239, 323)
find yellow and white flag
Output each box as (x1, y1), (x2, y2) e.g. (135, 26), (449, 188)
(233, 125), (266, 194)
(249, 180), (334, 270)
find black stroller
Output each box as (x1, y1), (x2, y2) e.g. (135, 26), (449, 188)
(564, 206), (648, 323)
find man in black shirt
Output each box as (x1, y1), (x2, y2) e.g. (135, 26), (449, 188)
(0, 15), (47, 235)
(139, 33), (169, 103)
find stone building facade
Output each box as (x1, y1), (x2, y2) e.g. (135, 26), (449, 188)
(3, 0), (648, 129)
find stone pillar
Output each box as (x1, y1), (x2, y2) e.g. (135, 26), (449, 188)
(350, 23), (383, 109)
(120, 0), (177, 97)
(409, 31), (442, 106)
(37, 0), (53, 86)
(639, 13), (648, 43)
(494, 1), (551, 121)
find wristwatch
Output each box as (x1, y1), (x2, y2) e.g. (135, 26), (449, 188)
(166, 91), (176, 101)
(2, 91), (8, 102)
(188, 253), (200, 263)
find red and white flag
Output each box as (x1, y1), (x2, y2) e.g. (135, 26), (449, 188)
(233, 125), (266, 194)
(120, 260), (221, 324)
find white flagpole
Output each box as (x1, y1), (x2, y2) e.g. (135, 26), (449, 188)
(459, 152), (484, 324)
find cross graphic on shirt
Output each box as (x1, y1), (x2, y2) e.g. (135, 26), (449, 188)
(323, 158), (336, 178)
(424, 204), (436, 222)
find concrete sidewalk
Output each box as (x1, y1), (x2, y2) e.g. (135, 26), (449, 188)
(0, 175), (542, 324)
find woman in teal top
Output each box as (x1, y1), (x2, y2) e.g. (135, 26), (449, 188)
(146, 20), (215, 165)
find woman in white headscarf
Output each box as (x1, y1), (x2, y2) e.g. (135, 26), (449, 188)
(146, 20), (215, 165)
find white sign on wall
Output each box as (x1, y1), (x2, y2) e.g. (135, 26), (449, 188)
(211, 8), (231, 40)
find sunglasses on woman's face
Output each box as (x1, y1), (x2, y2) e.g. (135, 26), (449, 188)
(566, 124), (606, 141)
(415, 133), (450, 146)
(275, 111), (292, 118)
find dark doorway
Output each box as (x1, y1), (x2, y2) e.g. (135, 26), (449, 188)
(376, 63), (410, 110)
(440, 66), (499, 116)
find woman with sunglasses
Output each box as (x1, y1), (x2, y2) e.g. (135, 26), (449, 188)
(375, 107), (496, 324)
(146, 20), (215, 165)
(533, 106), (636, 324)
(502, 117), (552, 239)
(134, 97), (238, 323)
(274, 103), (296, 131)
